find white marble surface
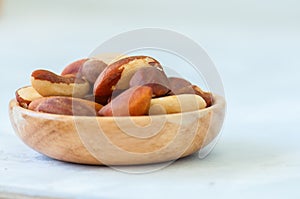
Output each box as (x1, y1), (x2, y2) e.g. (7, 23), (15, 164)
(1, 0), (300, 198)
(1, 124), (300, 199)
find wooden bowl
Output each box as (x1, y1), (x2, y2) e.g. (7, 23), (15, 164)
(9, 95), (226, 165)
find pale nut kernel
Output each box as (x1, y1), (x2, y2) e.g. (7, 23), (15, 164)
(149, 94), (207, 115)
(28, 96), (103, 116)
(94, 56), (161, 98)
(15, 86), (42, 108)
(172, 85), (213, 107)
(98, 86), (152, 116)
(31, 69), (90, 98)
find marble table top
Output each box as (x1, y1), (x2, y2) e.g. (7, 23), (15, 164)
(1, 122), (300, 199)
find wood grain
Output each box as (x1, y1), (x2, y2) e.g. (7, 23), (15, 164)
(9, 95), (225, 165)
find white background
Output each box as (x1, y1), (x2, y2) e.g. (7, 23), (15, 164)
(0, 0), (300, 198)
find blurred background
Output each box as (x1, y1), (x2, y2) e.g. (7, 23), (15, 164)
(1, 0), (299, 150)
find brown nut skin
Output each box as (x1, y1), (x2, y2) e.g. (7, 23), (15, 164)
(170, 85), (196, 95)
(81, 59), (107, 84)
(93, 56), (161, 98)
(15, 86), (42, 108)
(168, 77), (192, 92)
(129, 67), (170, 97)
(170, 85), (213, 107)
(27, 97), (45, 110)
(83, 94), (111, 106)
(98, 86), (152, 116)
(28, 96), (103, 116)
(61, 58), (89, 76)
(31, 69), (90, 98)
(191, 85), (213, 107)
(83, 89), (128, 106)
(107, 89), (126, 103)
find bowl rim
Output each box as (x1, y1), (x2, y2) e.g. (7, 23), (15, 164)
(9, 94), (225, 120)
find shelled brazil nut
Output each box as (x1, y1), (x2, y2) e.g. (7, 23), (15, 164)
(15, 55), (213, 116)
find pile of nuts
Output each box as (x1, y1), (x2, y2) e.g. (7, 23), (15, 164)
(16, 55), (213, 116)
